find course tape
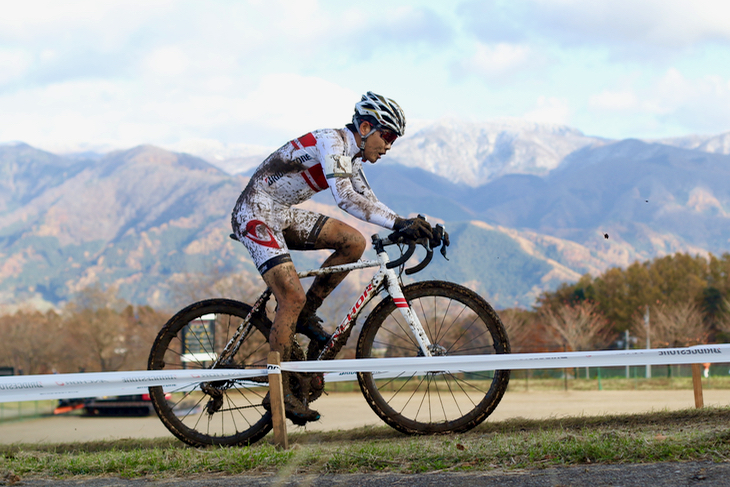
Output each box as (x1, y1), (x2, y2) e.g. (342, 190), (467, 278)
(0, 369), (266, 403)
(1, 344), (729, 403)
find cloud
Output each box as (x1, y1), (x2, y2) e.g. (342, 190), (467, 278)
(454, 42), (539, 80)
(0, 48), (32, 85)
(523, 96), (571, 125)
(458, 0), (730, 56)
(588, 90), (638, 111)
(581, 69), (730, 136)
(144, 47), (191, 77)
(366, 6), (455, 46)
(0, 73), (360, 152)
(227, 74), (359, 133)
(0, 0), (175, 47)
(648, 69), (730, 131)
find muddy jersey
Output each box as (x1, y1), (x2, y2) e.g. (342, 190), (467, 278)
(234, 128), (398, 228)
(231, 127), (399, 274)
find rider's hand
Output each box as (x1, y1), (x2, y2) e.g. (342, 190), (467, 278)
(393, 215), (433, 240)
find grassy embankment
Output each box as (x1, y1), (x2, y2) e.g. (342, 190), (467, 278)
(2, 376), (730, 480)
(2, 409), (730, 479)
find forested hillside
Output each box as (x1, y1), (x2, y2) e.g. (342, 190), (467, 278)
(502, 252), (730, 355)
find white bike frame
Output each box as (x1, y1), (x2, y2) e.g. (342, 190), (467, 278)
(297, 237), (434, 359)
(214, 234), (434, 369)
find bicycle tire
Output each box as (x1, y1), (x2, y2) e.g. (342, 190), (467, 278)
(148, 298), (273, 447)
(356, 280), (510, 435)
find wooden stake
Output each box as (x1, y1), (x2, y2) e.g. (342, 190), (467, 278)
(267, 351), (288, 449)
(691, 363), (704, 409)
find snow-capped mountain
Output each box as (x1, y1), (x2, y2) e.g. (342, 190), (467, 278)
(192, 119), (610, 183)
(654, 131), (730, 155)
(385, 118), (610, 187)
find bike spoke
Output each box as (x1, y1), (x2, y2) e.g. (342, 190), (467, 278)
(433, 297), (453, 344)
(371, 339), (420, 355)
(148, 299), (273, 447)
(358, 281), (509, 435)
(383, 311), (421, 351)
(397, 375), (427, 415)
(441, 373), (464, 417)
(433, 304), (469, 346)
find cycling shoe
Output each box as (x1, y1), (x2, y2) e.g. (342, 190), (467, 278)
(262, 392), (321, 426)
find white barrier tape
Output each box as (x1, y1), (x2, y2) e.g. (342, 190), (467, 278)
(285, 344), (730, 374)
(2, 344), (729, 403)
(0, 368), (267, 403)
(267, 364), (281, 375)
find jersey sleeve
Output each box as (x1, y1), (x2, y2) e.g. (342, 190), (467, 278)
(327, 160), (399, 229)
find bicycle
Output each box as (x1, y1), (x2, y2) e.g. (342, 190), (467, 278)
(147, 228), (511, 447)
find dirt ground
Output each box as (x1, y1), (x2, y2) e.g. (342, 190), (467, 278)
(2, 388), (728, 444)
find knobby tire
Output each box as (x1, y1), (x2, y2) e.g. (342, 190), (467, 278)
(356, 280), (510, 435)
(147, 299), (273, 447)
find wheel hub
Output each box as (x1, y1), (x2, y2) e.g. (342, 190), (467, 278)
(428, 344), (448, 356)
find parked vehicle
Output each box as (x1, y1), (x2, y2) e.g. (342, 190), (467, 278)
(84, 394), (158, 417)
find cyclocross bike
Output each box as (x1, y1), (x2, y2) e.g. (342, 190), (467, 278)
(147, 227), (511, 447)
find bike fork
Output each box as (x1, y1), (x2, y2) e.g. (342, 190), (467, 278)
(384, 268), (433, 357)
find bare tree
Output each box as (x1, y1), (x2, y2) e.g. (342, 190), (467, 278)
(62, 286), (132, 372)
(633, 301), (708, 348)
(499, 309), (535, 353)
(540, 301), (610, 352)
(0, 309), (65, 375)
(120, 305), (171, 370)
(714, 297), (730, 339)
(169, 265), (265, 309)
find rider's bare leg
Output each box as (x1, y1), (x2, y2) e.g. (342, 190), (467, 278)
(261, 261), (305, 362)
(297, 218), (366, 313)
(260, 261), (320, 423)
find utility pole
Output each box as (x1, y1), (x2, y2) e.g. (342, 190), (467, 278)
(644, 306), (651, 379)
(625, 329), (630, 379)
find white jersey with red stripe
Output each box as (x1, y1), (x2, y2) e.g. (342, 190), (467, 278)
(242, 127), (398, 229)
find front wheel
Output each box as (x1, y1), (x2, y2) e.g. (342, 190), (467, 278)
(356, 281), (510, 435)
(147, 299), (273, 447)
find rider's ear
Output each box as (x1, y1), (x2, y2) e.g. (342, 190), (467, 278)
(359, 121), (372, 137)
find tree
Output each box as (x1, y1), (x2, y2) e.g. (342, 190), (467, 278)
(0, 309), (65, 375)
(120, 304), (170, 370)
(540, 301), (611, 352)
(537, 252), (730, 341)
(499, 308), (543, 353)
(632, 301), (708, 349)
(169, 265), (265, 309)
(62, 286), (133, 372)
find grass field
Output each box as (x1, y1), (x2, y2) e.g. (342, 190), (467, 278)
(2, 406), (730, 480)
(2, 375), (730, 481)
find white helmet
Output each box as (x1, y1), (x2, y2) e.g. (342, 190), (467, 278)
(353, 92), (406, 137)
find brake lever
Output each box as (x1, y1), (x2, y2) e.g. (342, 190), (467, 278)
(435, 224), (449, 261)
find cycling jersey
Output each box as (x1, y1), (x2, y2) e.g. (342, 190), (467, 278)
(231, 127), (399, 274)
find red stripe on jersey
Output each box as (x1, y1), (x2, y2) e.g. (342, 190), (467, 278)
(298, 132), (317, 147)
(302, 171), (318, 191)
(290, 139), (301, 150)
(309, 163), (328, 190)
(301, 164), (329, 192)
(393, 298), (408, 308)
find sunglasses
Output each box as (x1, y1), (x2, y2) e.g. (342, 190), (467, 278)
(378, 128), (398, 145)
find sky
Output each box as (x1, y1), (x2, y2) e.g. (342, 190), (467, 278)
(1, 0), (730, 158)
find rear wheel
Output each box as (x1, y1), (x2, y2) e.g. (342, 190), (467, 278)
(356, 281), (510, 435)
(148, 299), (272, 447)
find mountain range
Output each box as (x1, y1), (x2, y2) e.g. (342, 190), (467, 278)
(1, 120), (729, 311)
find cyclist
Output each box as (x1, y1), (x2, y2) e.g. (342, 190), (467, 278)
(231, 92), (445, 424)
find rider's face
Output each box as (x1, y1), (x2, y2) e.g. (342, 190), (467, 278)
(360, 123), (395, 163)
